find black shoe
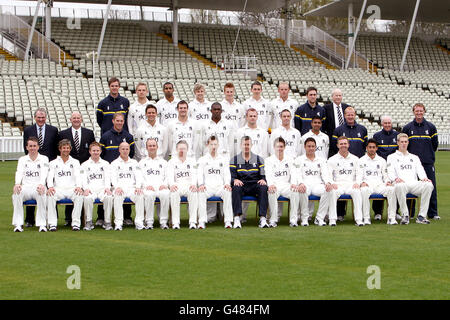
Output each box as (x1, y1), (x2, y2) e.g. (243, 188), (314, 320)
(64, 221), (71, 227)
(25, 222), (33, 228)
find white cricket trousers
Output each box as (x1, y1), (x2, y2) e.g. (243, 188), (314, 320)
(360, 184), (396, 221)
(142, 187), (170, 227)
(84, 189), (113, 225)
(170, 184), (198, 225)
(47, 187), (83, 227)
(198, 185), (233, 224)
(112, 188), (144, 228)
(268, 183), (300, 225)
(302, 183), (332, 223)
(12, 186), (47, 227)
(395, 181), (433, 218)
(329, 183), (363, 223)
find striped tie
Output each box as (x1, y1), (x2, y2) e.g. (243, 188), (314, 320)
(38, 126), (43, 147)
(337, 106), (344, 126)
(74, 130), (80, 152)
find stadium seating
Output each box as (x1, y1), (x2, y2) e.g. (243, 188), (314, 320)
(334, 33), (450, 71)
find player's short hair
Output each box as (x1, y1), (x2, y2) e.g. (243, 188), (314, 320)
(146, 138), (158, 146)
(112, 112), (125, 120)
(193, 83), (205, 93)
(136, 82), (148, 90)
(241, 136), (252, 144)
(26, 136), (39, 146)
(207, 135), (218, 144)
(251, 81), (262, 89)
(163, 82), (173, 89)
(224, 82), (235, 90)
(89, 141), (102, 150)
(381, 115), (392, 123)
(176, 140), (189, 149)
(311, 116), (322, 122)
(337, 136), (349, 142)
(246, 108), (258, 117)
(278, 82), (290, 89)
(304, 137), (316, 146)
(280, 109), (291, 117)
(367, 138), (378, 147)
(412, 103), (426, 112)
(344, 106), (355, 115)
(145, 104), (157, 113)
(58, 139), (72, 149)
(177, 100), (188, 109)
(306, 87), (317, 95)
(397, 133), (409, 142)
(273, 137), (286, 147)
(34, 107), (47, 117)
(211, 102), (222, 110)
(108, 77), (120, 86)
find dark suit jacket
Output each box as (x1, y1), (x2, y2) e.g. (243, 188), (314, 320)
(23, 124), (59, 161)
(58, 127), (96, 164)
(323, 103), (349, 157)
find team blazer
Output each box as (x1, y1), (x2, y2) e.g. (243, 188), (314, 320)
(23, 124), (59, 161)
(58, 127), (96, 164)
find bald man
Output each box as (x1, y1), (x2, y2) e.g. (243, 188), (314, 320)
(58, 112), (96, 226)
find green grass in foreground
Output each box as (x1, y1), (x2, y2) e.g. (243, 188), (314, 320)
(0, 152), (449, 300)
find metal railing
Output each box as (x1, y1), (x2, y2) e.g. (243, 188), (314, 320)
(216, 54), (257, 75)
(0, 12), (69, 64)
(0, 31), (32, 60)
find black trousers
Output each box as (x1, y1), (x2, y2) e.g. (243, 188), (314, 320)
(95, 204), (132, 220)
(232, 183), (268, 217)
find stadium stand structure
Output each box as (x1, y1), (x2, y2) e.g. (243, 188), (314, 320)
(0, 17), (449, 141)
(334, 33), (450, 71)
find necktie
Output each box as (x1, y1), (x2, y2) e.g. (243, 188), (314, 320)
(337, 106), (344, 126)
(38, 126), (43, 147)
(74, 130), (80, 152)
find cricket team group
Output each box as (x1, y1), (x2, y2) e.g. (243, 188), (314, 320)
(11, 77), (440, 232)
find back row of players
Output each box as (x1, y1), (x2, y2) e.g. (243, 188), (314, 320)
(13, 77), (439, 231)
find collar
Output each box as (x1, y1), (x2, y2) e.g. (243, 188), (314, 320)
(395, 150), (409, 157)
(413, 119), (426, 126)
(333, 102), (342, 108)
(110, 128), (122, 135)
(108, 94), (121, 102)
(346, 121), (358, 128)
(36, 124), (46, 131)
(382, 128), (393, 135)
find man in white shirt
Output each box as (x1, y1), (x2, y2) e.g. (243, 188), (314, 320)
(270, 82), (298, 130)
(301, 116), (329, 159)
(201, 102), (235, 158)
(134, 105), (169, 161)
(110, 142), (144, 231)
(235, 108), (269, 158)
(167, 100), (201, 159)
(81, 142), (113, 231)
(197, 136), (233, 229)
(269, 109), (301, 158)
(157, 82), (180, 126)
(265, 137), (299, 228)
(127, 82), (151, 136)
(293, 137), (334, 226)
(12, 137), (48, 232)
(327, 136), (364, 226)
(242, 81), (272, 131)
(189, 83), (211, 124)
(359, 139), (396, 225)
(387, 133), (434, 225)
(139, 138), (170, 230)
(221, 82), (245, 128)
(46, 139), (84, 231)
(167, 140), (199, 229)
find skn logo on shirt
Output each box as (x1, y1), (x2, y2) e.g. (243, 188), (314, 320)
(57, 171), (72, 177)
(208, 168), (221, 175)
(119, 173), (132, 179)
(339, 169), (352, 175)
(176, 171), (190, 178)
(89, 173), (103, 180)
(275, 170), (288, 177)
(305, 169), (319, 176)
(146, 168), (161, 175)
(400, 164), (412, 170)
(25, 171), (39, 177)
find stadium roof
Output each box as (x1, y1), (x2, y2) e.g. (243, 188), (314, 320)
(304, 0), (450, 23)
(36, 0), (297, 13)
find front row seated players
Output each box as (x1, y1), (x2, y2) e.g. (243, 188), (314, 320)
(47, 139), (84, 232)
(387, 133), (434, 225)
(12, 137), (48, 232)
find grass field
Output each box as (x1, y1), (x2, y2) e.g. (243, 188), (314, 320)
(1, 152), (449, 300)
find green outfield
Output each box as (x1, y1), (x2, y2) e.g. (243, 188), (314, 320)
(1, 152), (449, 300)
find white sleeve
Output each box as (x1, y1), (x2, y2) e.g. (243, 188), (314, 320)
(167, 160), (175, 186)
(299, 136), (305, 156)
(14, 158), (24, 185)
(387, 155), (397, 181)
(74, 161), (82, 188)
(110, 162), (119, 188)
(167, 123), (174, 156)
(104, 163), (111, 189)
(197, 158), (205, 186)
(134, 129), (144, 161)
(80, 163), (88, 189)
(262, 131), (269, 159)
(191, 160), (198, 186)
(355, 158), (363, 184)
(40, 158), (49, 186)
(415, 156), (428, 180)
(127, 106), (135, 136)
(161, 161), (169, 186)
(320, 159), (332, 184)
(265, 158), (275, 186)
(381, 159), (389, 183)
(327, 158), (335, 183)
(160, 126), (169, 158)
(134, 162), (143, 188)
(47, 161), (55, 188)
